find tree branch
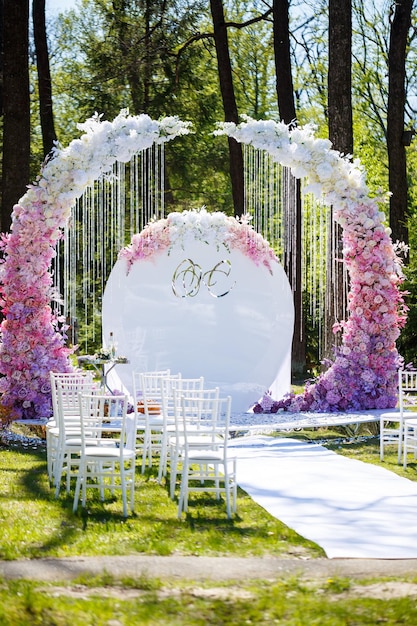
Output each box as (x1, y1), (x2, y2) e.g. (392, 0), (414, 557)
(225, 8), (273, 29)
(174, 8), (272, 86)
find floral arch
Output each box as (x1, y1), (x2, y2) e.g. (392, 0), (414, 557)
(0, 112), (407, 419)
(0, 111), (191, 419)
(215, 118), (407, 412)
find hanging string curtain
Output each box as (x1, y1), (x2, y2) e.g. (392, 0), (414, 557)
(53, 143), (165, 351)
(242, 144), (348, 359)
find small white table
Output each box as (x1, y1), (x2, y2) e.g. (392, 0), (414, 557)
(77, 355), (129, 393)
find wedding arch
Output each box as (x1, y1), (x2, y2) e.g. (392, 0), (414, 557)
(0, 111), (191, 419)
(0, 111), (407, 419)
(215, 118), (407, 412)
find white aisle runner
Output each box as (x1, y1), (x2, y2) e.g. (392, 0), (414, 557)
(229, 436), (417, 559)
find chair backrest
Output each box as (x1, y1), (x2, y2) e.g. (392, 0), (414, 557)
(171, 377), (205, 393)
(160, 376), (205, 419)
(399, 370), (417, 412)
(55, 376), (97, 438)
(78, 393), (130, 452)
(136, 371), (180, 417)
(50, 371), (94, 390)
(179, 392), (231, 451)
(216, 396), (232, 439)
(132, 370), (172, 405)
(50, 371), (94, 420)
(173, 387), (220, 432)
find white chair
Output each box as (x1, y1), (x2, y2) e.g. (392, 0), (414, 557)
(158, 376), (205, 483)
(403, 418), (417, 469)
(168, 386), (219, 498)
(53, 375), (97, 497)
(46, 372), (94, 486)
(73, 393), (136, 517)
(380, 370), (417, 464)
(170, 386), (221, 497)
(168, 388), (219, 489)
(177, 394), (237, 519)
(47, 371), (94, 485)
(132, 370), (178, 473)
(400, 372), (417, 468)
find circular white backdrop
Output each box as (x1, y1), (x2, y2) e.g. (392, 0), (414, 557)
(102, 240), (294, 412)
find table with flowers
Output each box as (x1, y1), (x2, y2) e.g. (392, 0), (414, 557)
(77, 352), (129, 393)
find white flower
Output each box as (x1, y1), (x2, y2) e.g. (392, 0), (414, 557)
(316, 161), (334, 182)
(291, 165), (309, 179)
(363, 218), (375, 229)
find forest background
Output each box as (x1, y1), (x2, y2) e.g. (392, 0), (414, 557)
(0, 0), (416, 380)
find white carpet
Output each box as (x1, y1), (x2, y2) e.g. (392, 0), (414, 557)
(229, 435), (417, 559)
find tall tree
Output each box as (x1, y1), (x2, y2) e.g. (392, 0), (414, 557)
(209, 0), (244, 216)
(273, 0), (305, 376)
(0, 0), (3, 115)
(387, 0), (413, 246)
(33, 0), (57, 158)
(60, 0), (202, 119)
(326, 0), (352, 356)
(328, 0), (353, 154)
(273, 0), (296, 124)
(1, 0), (30, 232)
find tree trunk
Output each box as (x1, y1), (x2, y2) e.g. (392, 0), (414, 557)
(273, 0), (296, 125)
(1, 0), (30, 233)
(0, 0), (4, 115)
(273, 0), (305, 378)
(387, 0), (413, 247)
(209, 0), (244, 216)
(326, 0), (352, 359)
(328, 0), (353, 155)
(143, 0), (151, 113)
(33, 0), (57, 158)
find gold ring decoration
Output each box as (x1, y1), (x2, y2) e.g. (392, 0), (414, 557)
(202, 260), (236, 298)
(172, 259), (235, 298)
(172, 259), (203, 298)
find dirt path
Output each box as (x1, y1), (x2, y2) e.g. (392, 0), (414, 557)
(1, 555), (417, 583)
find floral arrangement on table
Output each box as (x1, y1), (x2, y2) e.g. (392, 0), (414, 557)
(0, 110), (191, 419)
(118, 206), (279, 274)
(216, 117), (408, 412)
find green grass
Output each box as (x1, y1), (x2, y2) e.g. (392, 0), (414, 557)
(0, 425), (413, 561)
(1, 573), (417, 625)
(0, 432), (322, 561)
(1, 425), (417, 625)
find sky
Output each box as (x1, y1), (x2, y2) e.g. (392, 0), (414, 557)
(46, 0), (78, 16)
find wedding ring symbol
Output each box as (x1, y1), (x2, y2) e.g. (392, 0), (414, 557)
(172, 259), (202, 298)
(172, 259), (236, 298)
(203, 260), (236, 298)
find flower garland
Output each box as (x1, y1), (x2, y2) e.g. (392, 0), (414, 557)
(0, 111), (191, 419)
(215, 117), (407, 412)
(118, 207), (278, 274)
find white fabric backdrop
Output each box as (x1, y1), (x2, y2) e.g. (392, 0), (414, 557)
(102, 240), (294, 411)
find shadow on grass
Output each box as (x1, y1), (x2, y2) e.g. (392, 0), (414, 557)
(0, 441), (316, 559)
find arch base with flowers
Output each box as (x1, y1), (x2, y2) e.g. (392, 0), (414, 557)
(0, 112), (408, 420)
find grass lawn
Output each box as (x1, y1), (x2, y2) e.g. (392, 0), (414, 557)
(1, 423), (417, 625)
